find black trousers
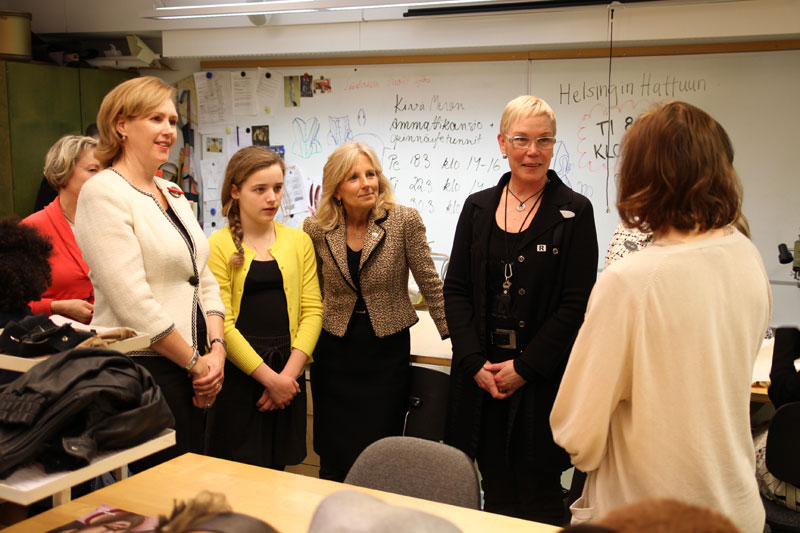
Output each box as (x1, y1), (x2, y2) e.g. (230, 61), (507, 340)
(477, 394), (567, 525)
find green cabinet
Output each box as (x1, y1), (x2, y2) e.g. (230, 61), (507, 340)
(0, 61), (135, 218)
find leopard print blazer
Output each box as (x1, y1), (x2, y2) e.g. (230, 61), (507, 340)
(303, 204), (448, 339)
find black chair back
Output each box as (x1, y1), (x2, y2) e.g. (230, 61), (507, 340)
(403, 366), (450, 442)
(767, 402), (800, 487)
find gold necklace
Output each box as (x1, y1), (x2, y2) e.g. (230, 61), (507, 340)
(244, 234), (274, 259)
(348, 225), (366, 239)
(60, 205), (74, 226)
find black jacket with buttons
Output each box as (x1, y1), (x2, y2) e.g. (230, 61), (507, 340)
(0, 348), (174, 476)
(444, 170), (598, 470)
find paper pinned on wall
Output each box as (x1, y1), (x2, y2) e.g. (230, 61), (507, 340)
(200, 159), (224, 191)
(194, 71), (233, 126)
(257, 68), (281, 106)
(202, 199), (224, 236)
(282, 166), (308, 216)
(231, 70), (258, 116)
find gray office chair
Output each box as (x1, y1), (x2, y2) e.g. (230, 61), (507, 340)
(344, 436), (481, 509)
(762, 401), (800, 533)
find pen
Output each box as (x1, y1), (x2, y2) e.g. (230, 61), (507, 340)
(236, 126), (240, 146)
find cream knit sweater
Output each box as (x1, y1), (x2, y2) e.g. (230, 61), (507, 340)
(551, 230), (771, 533)
(75, 169), (224, 353)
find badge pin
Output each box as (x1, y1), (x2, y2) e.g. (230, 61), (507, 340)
(537, 244), (547, 252)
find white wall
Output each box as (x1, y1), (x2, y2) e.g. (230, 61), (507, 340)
(1, 0), (799, 58)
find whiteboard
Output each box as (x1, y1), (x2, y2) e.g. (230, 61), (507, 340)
(199, 61), (527, 256)
(199, 51), (800, 324)
(530, 50), (800, 324)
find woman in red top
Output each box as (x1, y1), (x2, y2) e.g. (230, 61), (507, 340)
(22, 135), (101, 323)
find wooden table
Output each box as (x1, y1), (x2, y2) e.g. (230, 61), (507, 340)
(752, 383), (770, 403)
(5, 453), (559, 533)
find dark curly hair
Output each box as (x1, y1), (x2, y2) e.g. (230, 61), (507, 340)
(0, 217), (52, 311)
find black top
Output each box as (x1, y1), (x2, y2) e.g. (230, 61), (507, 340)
(236, 260), (290, 337)
(769, 327), (800, 408)
(347, 246), (367, 312)
(165, 205), (194, 253)
(487, 220), (529, 324)
(165, 205), (205, 347)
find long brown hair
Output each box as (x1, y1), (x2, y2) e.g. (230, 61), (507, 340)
(221, 146), (285, 267)
(617, 101), (741, 234)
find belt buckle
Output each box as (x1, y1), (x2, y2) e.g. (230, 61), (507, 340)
(491, 328), (517, 350)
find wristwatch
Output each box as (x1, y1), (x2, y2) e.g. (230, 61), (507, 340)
(210, 337), (227, 352)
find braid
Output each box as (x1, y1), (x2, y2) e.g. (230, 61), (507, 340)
(227, 202), (245, 268)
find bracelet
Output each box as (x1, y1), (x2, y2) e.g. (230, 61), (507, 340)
(210, 337), (227, 352)
(184, 348), (200, 372)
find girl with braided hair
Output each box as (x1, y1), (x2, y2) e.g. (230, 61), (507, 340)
(206, 146), (322, 469)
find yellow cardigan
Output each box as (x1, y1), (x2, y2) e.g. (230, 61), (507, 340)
(207, 223), (323, 375)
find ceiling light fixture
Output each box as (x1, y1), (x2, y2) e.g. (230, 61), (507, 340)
(142, 0), (520, 20)
(154, 0), (309, 9)
(327, 0), (499, 11)
(151, 9), (317, 20)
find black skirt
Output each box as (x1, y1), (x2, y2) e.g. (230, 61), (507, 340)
(310, 313), (411, 473)
(205, 334), (306, 468)
(130, 355), (206, 474)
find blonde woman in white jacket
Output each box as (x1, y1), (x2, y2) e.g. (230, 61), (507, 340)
(76, 77), (226, 470)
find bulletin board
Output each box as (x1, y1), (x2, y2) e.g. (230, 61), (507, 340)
(192, 61), (528, 254)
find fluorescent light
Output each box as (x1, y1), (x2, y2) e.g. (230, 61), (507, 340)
(142, 0), (505, 20)
(153, 9), (318, 19)
(155, 1), (313, 11)
(328, 0), (499, 10)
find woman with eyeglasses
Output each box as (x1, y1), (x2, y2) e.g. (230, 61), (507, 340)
(444, 95), (598, 524)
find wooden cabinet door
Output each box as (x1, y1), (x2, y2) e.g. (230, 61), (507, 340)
(6, 61), (81, 217)
(79, 68), (135, 133)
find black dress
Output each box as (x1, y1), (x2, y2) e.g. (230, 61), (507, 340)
(310, 245), (411, 480)
(205, 259), (306, 468)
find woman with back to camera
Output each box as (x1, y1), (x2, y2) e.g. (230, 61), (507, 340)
(75, 76), (226, 467)
(444, 95), (598, 524)
(303, 141), (448, 482)
(206, 146), (322, 469)
(550, 101), (771, 531)
(22, 135), (101, 324)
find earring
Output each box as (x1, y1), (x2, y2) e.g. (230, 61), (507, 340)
(335, 197), (342, 206)
(502, 153), (508, 159)
(121, 134), (127, 142)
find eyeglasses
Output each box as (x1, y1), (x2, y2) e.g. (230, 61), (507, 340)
(504, 135), (556, 150)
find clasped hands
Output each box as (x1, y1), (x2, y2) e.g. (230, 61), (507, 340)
(474, 359), (527, 400)
(190, 343), (226, 409)
(256, 370), (300, 412)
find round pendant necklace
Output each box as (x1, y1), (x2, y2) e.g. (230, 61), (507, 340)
(501, 181), (547, 294)
(507, 182), (546, 212)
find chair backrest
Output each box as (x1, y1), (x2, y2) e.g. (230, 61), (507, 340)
(766, 401), (800, 487)
(344, 436), (481, 509)
(403, 366), (450, 442)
